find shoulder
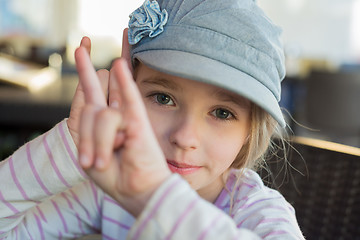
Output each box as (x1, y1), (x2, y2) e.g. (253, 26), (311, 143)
(222, 169), (304, 238)
(227, 168), (292, 211)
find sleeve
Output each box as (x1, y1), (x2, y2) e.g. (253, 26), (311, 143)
(127, 174), (305, 240)
(229, 172), (305, 240)
(127, 174), (262, 240)
(0, 119), (103, 239)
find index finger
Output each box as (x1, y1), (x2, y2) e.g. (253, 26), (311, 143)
(80, 36), (92, 56)
(75, 46), (107, 106)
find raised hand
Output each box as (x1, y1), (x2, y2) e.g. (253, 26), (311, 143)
(75, 38), (171, 217)
(67, 37), (110, 148)
(67, 29), (132, 148)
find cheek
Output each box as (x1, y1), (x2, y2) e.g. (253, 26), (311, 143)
(207, 130), (247, 168)
(146, 107), (170, 144)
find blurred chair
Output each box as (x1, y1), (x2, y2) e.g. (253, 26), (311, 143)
(304, 70), (360, 147)
(259, 137), (360, 240)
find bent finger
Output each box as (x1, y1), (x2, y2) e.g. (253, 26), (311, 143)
(94, 109), (123, 170)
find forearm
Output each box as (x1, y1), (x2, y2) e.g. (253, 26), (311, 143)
(0, 119), (86, 235)
(128, 174), (261, 240)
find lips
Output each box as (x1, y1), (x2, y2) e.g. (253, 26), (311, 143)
(166, 160), (202, 175)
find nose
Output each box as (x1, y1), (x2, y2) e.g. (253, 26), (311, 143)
(169, 114), (200, 151)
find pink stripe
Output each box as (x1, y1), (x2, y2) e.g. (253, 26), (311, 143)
(89, 182), (101, 215)
(14, 226), (18, 240)
(69, 190), (93, 221)
(103, 233), (118, 240)
(61, 192), (73, 209)
(102, 215), (131, 230)
(226, 196), (250, 212)
(262, 230), (288, 238)
(62, 192), (89, 234)
(36, 206), (47, 222)
(75, 213), (86, 235)
(58, 231), (63, 240)
(236, 204), (288, 228)
(5, 212), (23, 219)
(165, 198), (199, 240)
(198, 212), (223, 240)
(236, 207), (260, 228)
(222, 189), (254, 210)
(242, 182), (257, 188)
(241, 197), (282, 209)
(268, 205), (288, 211)
(214, 188), (228, 208)
(59, 122), (87, 178)
(0, 190), (19, 214)
(34, 213), (45, 240)
(9, 157), (30, 200)
(67, 189), (100, 232)
(51, 200), (68, 233)
(133, 177), (182, 240)
(104, 195), (120, 206)
(43, 135), (71, 188)
(26, 144), (52, 196)
(259, 217), (290, 224)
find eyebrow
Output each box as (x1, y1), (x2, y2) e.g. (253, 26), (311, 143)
(141, 77), (250, 109)
(141, 77), (181, 91)
(212, 89), (251, 109)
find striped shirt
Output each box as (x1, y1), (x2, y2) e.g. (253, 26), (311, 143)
(0, 120), (304, 239)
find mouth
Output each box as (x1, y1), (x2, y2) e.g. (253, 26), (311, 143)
(166, 160), (202, 175)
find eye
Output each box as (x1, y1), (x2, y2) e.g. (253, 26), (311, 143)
(211, 108), (235, 120)
(152, 93), (175, 106)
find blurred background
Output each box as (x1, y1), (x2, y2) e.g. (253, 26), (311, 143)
(0, 0), (360, 159)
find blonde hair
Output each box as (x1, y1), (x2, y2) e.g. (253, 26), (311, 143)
(231, 103), (283, 172)
(225, 103), (286, 212)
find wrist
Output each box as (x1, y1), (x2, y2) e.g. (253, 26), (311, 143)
(117, 171), (172, 218)
(66, 118), (80, 149)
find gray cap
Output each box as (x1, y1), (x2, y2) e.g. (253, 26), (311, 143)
(128, 0), (286, 127)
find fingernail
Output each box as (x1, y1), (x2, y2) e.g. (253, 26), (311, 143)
(111, 100), (119, 109)
(96, 157), (105, 169)
(80, 155), (89, 166)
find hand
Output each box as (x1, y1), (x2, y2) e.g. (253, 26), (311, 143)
(67, 37), (109, 148)
(67, 29), (132, 148)
(75, 34), (171, 217)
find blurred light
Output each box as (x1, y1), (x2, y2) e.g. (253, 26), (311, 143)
(287, 0), (306, 11)
(351, 0), (360, 60)
(66, 0), (143, 68)
(28, 67), (57, 92)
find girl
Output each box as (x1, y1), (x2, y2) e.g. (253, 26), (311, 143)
(0, 0), (305, 239)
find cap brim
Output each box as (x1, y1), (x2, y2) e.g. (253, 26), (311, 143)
(134, 50), (286, 128)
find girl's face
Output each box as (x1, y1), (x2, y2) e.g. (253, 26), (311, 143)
(136, 64), (251, 202)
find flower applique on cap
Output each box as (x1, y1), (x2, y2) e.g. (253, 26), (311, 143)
(128, 0), (168, 45)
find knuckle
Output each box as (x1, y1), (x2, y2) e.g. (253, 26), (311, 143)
(96, 108), (118, 122)
(97, 69), (109, 79)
